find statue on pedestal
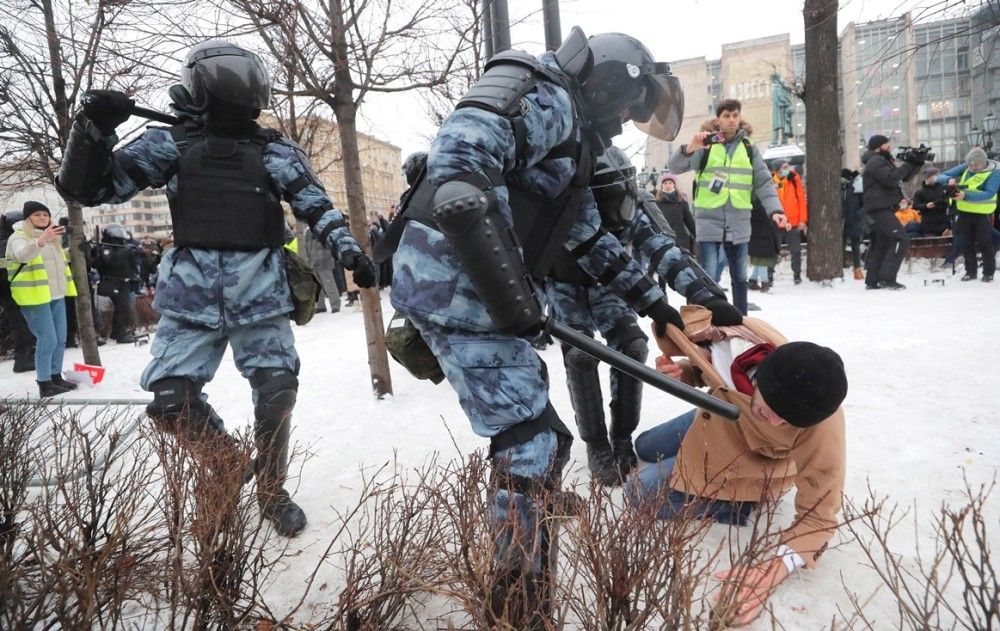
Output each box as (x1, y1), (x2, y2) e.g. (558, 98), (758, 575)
(771, 73), (795, 145)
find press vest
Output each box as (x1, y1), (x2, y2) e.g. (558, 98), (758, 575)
(694, 141), (754, 212)
(8, 231), (77, 306)
(956, 168), (997, 215)
(168, 122), (285, 250)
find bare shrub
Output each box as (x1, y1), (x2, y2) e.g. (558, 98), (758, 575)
(840, 477), (999, 631)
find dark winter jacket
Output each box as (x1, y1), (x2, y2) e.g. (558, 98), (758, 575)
(861, 150), (920, 212)
(749, 197), (781, 260)
(842, 177), (865, 240)
(911, 182), (950, 235)
(655, 194), (697, 252)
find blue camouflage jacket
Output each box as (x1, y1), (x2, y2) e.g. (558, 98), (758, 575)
(94, 123), (362, 328)
(392, 52), (686, 332)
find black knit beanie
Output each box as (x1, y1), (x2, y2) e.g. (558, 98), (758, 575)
(22, 201), (51, 221)
(867, 134), (889, 151)
(755, 342), (847, 428)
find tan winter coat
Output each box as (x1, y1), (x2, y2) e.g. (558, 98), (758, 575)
(658, 306), (846, 568)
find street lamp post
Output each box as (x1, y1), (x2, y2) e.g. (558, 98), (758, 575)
(966, 111), (999, 159)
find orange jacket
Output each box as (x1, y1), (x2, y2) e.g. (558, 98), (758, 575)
(895, 208), (921, 225)
(772, 171), (808, 225)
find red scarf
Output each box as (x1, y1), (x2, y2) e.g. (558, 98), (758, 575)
(730, 343), (776, 395)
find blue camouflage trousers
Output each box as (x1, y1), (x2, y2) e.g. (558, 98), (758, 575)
(140, 314), (299, 395)
(406, 313), (562, 574)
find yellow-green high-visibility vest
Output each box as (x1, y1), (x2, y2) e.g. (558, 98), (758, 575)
(694, 140), (755, 212)
(8, 230), (77, 306)
(284, 236), (299, 254)
(955, 168), (997, 215)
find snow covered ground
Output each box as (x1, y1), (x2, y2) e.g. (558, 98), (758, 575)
(2, 259), (997, 629)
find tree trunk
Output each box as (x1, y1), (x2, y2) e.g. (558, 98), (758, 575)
(41, 0), (101, 364)
(803, 0), (843, 282)
(328, 0), (393, 397)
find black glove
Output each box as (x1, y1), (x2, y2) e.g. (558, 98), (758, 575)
(703, 297), (743, 326)
(81, 89), (134, 136)
(644, 298), (684, 338)
(342, 251), (376, 289)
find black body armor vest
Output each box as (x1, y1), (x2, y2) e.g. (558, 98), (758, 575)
(167, 122), (284, 251)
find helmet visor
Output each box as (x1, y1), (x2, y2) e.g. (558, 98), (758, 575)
(190, 50), (270, 111)
(633, 73), (684, 141)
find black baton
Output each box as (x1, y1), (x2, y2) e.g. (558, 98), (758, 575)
(129, 105), (180, 125)
(545, 318), (741, 421)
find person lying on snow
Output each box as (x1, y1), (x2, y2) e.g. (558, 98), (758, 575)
(626, 305), (848, 625)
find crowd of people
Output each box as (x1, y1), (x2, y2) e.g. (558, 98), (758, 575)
(3, 29), (997, 629)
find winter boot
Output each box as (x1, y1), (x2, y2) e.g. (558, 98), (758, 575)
(251, 370), (306, 537)
(760, 281), (771, 293)
(38, 380), (71, 398)
(853, 267), (864, 280)
(51, 374), (78, 391)
(13, 350), (34, 373)
(747, 279), (760, 291)
(585, 441), (621, 486)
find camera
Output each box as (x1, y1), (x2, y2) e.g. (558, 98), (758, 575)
(895, 143), (935, 164)
(945, 184), (964, 199)
(703, 131), (726, 145)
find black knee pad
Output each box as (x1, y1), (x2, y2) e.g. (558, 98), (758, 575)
(146, 377), (224, 434)
(606, 316), (648, 362)
(562, 344), (599, 372)
(250, 368), (298, 421)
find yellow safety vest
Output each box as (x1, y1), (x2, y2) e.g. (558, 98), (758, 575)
(7, 230), (78, 306)
(694, 140), (755, 211)
(284, 237), (299, 254)
(955, 168), (997, 215)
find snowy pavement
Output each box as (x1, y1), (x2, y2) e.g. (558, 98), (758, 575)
(2, 260), (997, 628)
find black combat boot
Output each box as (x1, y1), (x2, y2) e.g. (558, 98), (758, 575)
(563, 342), (620, 486)
(608, 325), (647, 480)
(251, 370), (306, 537)
(13, 349), (34, 373)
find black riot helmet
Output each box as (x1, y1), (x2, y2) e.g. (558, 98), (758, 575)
(180, 40), (271, 114)
(402, 152), (428, 186)
(580, 33), (684, 142)
(591, 145), (638, 232)
(102, 224), (129, 245)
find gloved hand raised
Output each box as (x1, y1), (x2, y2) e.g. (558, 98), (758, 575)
(342, 250), (377, 289)
(81, 90), (134, 136)
(703, 296), (743, 326)
(644, 298), (685, 338)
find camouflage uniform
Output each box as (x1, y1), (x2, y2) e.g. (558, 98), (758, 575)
(87, 124), (363, 391)
(390, 52), (689, 564)
(547, 205), (706, 482)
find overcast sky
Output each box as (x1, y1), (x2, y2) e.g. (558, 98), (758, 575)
(355, 0), (938, 165)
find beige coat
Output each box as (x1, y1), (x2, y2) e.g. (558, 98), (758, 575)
(658, 306), (846, 568)
(6, 221), (70, 301)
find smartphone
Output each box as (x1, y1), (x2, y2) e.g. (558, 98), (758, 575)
(704, 132), (726, 145)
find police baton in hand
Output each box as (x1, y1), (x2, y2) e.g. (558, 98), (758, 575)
(128, 105), (180, 125)
(544, 318), (741, 420)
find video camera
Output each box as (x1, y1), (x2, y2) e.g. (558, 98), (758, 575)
(895, 144), (935, 164)
(945, 184), (965, 199)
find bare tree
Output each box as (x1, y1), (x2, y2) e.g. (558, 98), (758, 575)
(802, 0), (843, 282)
(0, 0), (172, 365)
(222, 0), (480, 396)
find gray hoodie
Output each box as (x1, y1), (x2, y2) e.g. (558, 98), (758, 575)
(667, 126), (783, 244)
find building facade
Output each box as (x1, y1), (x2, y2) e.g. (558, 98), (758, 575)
(645, 10), (993, 179)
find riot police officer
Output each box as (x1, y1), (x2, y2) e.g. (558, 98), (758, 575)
(390, 28), (740, 621)
(56, 40), (376, 537)
(546, 146), (738, 487)
(93, 224), (141, 343)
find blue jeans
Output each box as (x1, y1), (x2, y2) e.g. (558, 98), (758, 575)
(698, 241), (749, 315)
(626, 410), (756, 525)
(20, 298), (67, 382)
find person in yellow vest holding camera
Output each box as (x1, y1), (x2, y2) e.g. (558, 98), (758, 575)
(4, 201), (79, 397)
(935, 147), (999, 282)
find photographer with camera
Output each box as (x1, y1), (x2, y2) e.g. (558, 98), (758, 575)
(861, 135), (922, 290)
(668, 99), (786, 314)
(935, 147), (999, 282)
